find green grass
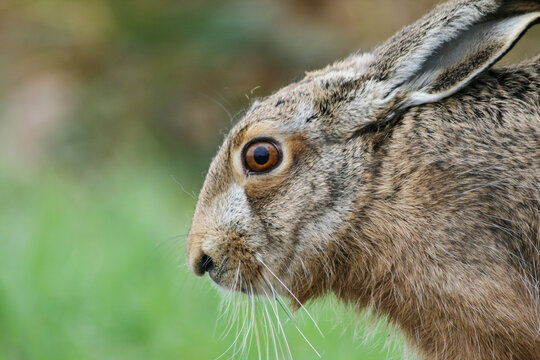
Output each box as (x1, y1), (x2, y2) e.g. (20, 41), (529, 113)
(0, 156), (404, 359)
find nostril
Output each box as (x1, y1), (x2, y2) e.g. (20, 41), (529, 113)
(198, 254), (215, 275)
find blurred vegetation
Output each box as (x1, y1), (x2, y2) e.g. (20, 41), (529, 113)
(0, 0), (538, 359)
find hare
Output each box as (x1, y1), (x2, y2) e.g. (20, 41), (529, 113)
(186, 0), (540, 359)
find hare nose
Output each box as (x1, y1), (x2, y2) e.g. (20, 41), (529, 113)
(186, 230), (215, 276)
(196, 253), (215, 275)
(188, 247), (214, 277)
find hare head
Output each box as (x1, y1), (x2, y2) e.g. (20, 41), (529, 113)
(187, 0), (539, 357)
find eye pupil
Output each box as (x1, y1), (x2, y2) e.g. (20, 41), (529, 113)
(243, 140), (281, 174)
(253, 146), (270, 165)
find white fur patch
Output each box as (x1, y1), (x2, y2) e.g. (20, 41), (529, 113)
(284, 101), (315, 132)
(210, 182), (251, 230)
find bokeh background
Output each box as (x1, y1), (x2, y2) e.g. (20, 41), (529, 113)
(1, 1), (538, 359)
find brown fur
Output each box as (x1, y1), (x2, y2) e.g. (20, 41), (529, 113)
(187, 1), (540, 358)
(290, 59), (540, 358)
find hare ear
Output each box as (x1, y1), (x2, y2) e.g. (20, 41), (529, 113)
(370, 0), (540, 109)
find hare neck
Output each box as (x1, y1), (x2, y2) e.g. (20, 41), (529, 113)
(329, 132), (540, 359)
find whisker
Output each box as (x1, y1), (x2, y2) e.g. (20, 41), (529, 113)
(231, 282), (250, 359)
(238, 268), (255, 359)
(257, 296), (271, 360)
(155, 233), (190, 250)
(258, 257), (324, 337)
(199, 92), (234, 124)
(250, 285), (262, 360)
(215, 320), (244, 360)
(170, 175), (197, 200)
(266, 276), (321, 359)
(219, 264), (241, 341)
(262, 285), (291, 360)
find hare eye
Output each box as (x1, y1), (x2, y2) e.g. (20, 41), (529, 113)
(243, 140), (281, 173)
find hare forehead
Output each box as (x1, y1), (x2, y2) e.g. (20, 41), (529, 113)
(235, 97), (317, 137)
(237, 54), (376, 135)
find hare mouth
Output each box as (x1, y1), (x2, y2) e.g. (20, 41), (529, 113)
(204, 260), (257, 294)
(209, 264), (280, 297)
(210, 274), (262, 295)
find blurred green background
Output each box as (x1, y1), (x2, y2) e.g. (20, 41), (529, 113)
(0, 1), (538, 359)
